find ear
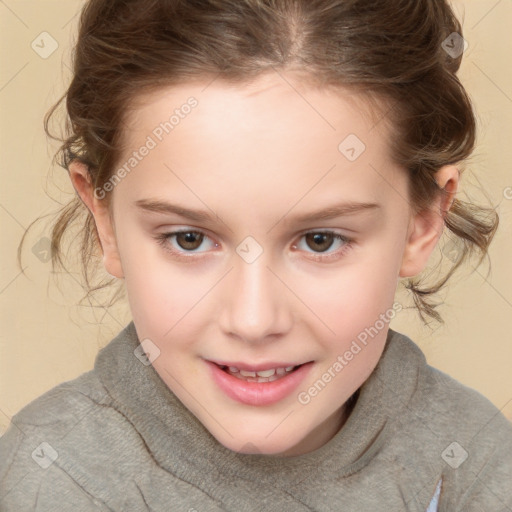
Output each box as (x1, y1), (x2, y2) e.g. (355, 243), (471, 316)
(68, 160), (124, 279)
(399, 165), (459, 278)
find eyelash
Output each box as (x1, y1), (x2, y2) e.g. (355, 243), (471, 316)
(155, 229), (354, 262)
(154, 228), (354, 263)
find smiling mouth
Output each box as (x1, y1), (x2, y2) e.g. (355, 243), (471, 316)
(208, 360), (314, 406)
(216, 364), (304, 383)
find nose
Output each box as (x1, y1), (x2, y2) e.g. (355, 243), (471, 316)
(218, 251), (293, 344)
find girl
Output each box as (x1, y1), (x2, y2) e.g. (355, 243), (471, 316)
(2, 0), (511, 510)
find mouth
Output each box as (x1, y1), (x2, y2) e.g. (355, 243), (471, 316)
(206, 360), (314, 406)
(215, 363), (304, 383)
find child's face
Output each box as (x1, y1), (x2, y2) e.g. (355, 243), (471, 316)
(77, 73), (448, 456)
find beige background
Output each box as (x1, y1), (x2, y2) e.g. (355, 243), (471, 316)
(1, 0), (511, 435)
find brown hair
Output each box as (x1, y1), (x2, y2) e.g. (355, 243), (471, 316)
(19, 0), (498, 324)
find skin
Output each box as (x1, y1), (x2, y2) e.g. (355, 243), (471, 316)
(69, 72), (458, 457)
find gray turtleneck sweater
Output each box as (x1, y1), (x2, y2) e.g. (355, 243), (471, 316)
(1, 323), (511, 511)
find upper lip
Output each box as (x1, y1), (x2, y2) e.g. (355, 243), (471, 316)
(207, 360), (311, 372)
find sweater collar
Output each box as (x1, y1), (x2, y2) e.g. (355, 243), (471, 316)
(95, 321), (424, 487)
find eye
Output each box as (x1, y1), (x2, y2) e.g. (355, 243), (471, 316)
(155, 229), (217, 258)
(154, 228), (354, 262)
(291, 231), (354, 262)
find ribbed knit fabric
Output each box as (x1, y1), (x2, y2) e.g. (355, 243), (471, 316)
(1, 322), (511, 511)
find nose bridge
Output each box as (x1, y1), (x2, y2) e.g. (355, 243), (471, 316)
(219, 246), (291, 343)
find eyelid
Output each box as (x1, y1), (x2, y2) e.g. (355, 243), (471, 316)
(291, 229), (354, 262)
(155, 226), (355, 262)
(158, 227), (218, 250)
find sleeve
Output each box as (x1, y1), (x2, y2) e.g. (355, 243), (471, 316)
(456, 444), (512, 510)
(0, 421), (112, 512)
(441, 410), (512, 511)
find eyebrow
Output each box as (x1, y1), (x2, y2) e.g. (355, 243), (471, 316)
(134, 198), (381, 224)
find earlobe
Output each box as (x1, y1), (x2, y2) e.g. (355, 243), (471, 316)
(399, 165), (459, 278)
(68, 160), (125, 279)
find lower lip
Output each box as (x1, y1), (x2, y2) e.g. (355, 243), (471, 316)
(206, 361), (314, 406)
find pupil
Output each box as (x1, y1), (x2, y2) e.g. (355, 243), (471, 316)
(178, 232), (202, 250)
(308, 233), (333, 252)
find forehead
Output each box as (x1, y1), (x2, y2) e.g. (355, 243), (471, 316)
(123, 72), (390, 144)
(114, 73), (402, 213)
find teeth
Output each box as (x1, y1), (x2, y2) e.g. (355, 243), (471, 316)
(244, 375), (281, 383)
(222, 364), (299, 382)
(256, 369), (275, 377)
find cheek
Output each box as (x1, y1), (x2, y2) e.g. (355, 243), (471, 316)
(125, 269), (200, 338)
(295, 251), (399, 331)
(119, 218), (404, 342)
(115, 231), (184, 331)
